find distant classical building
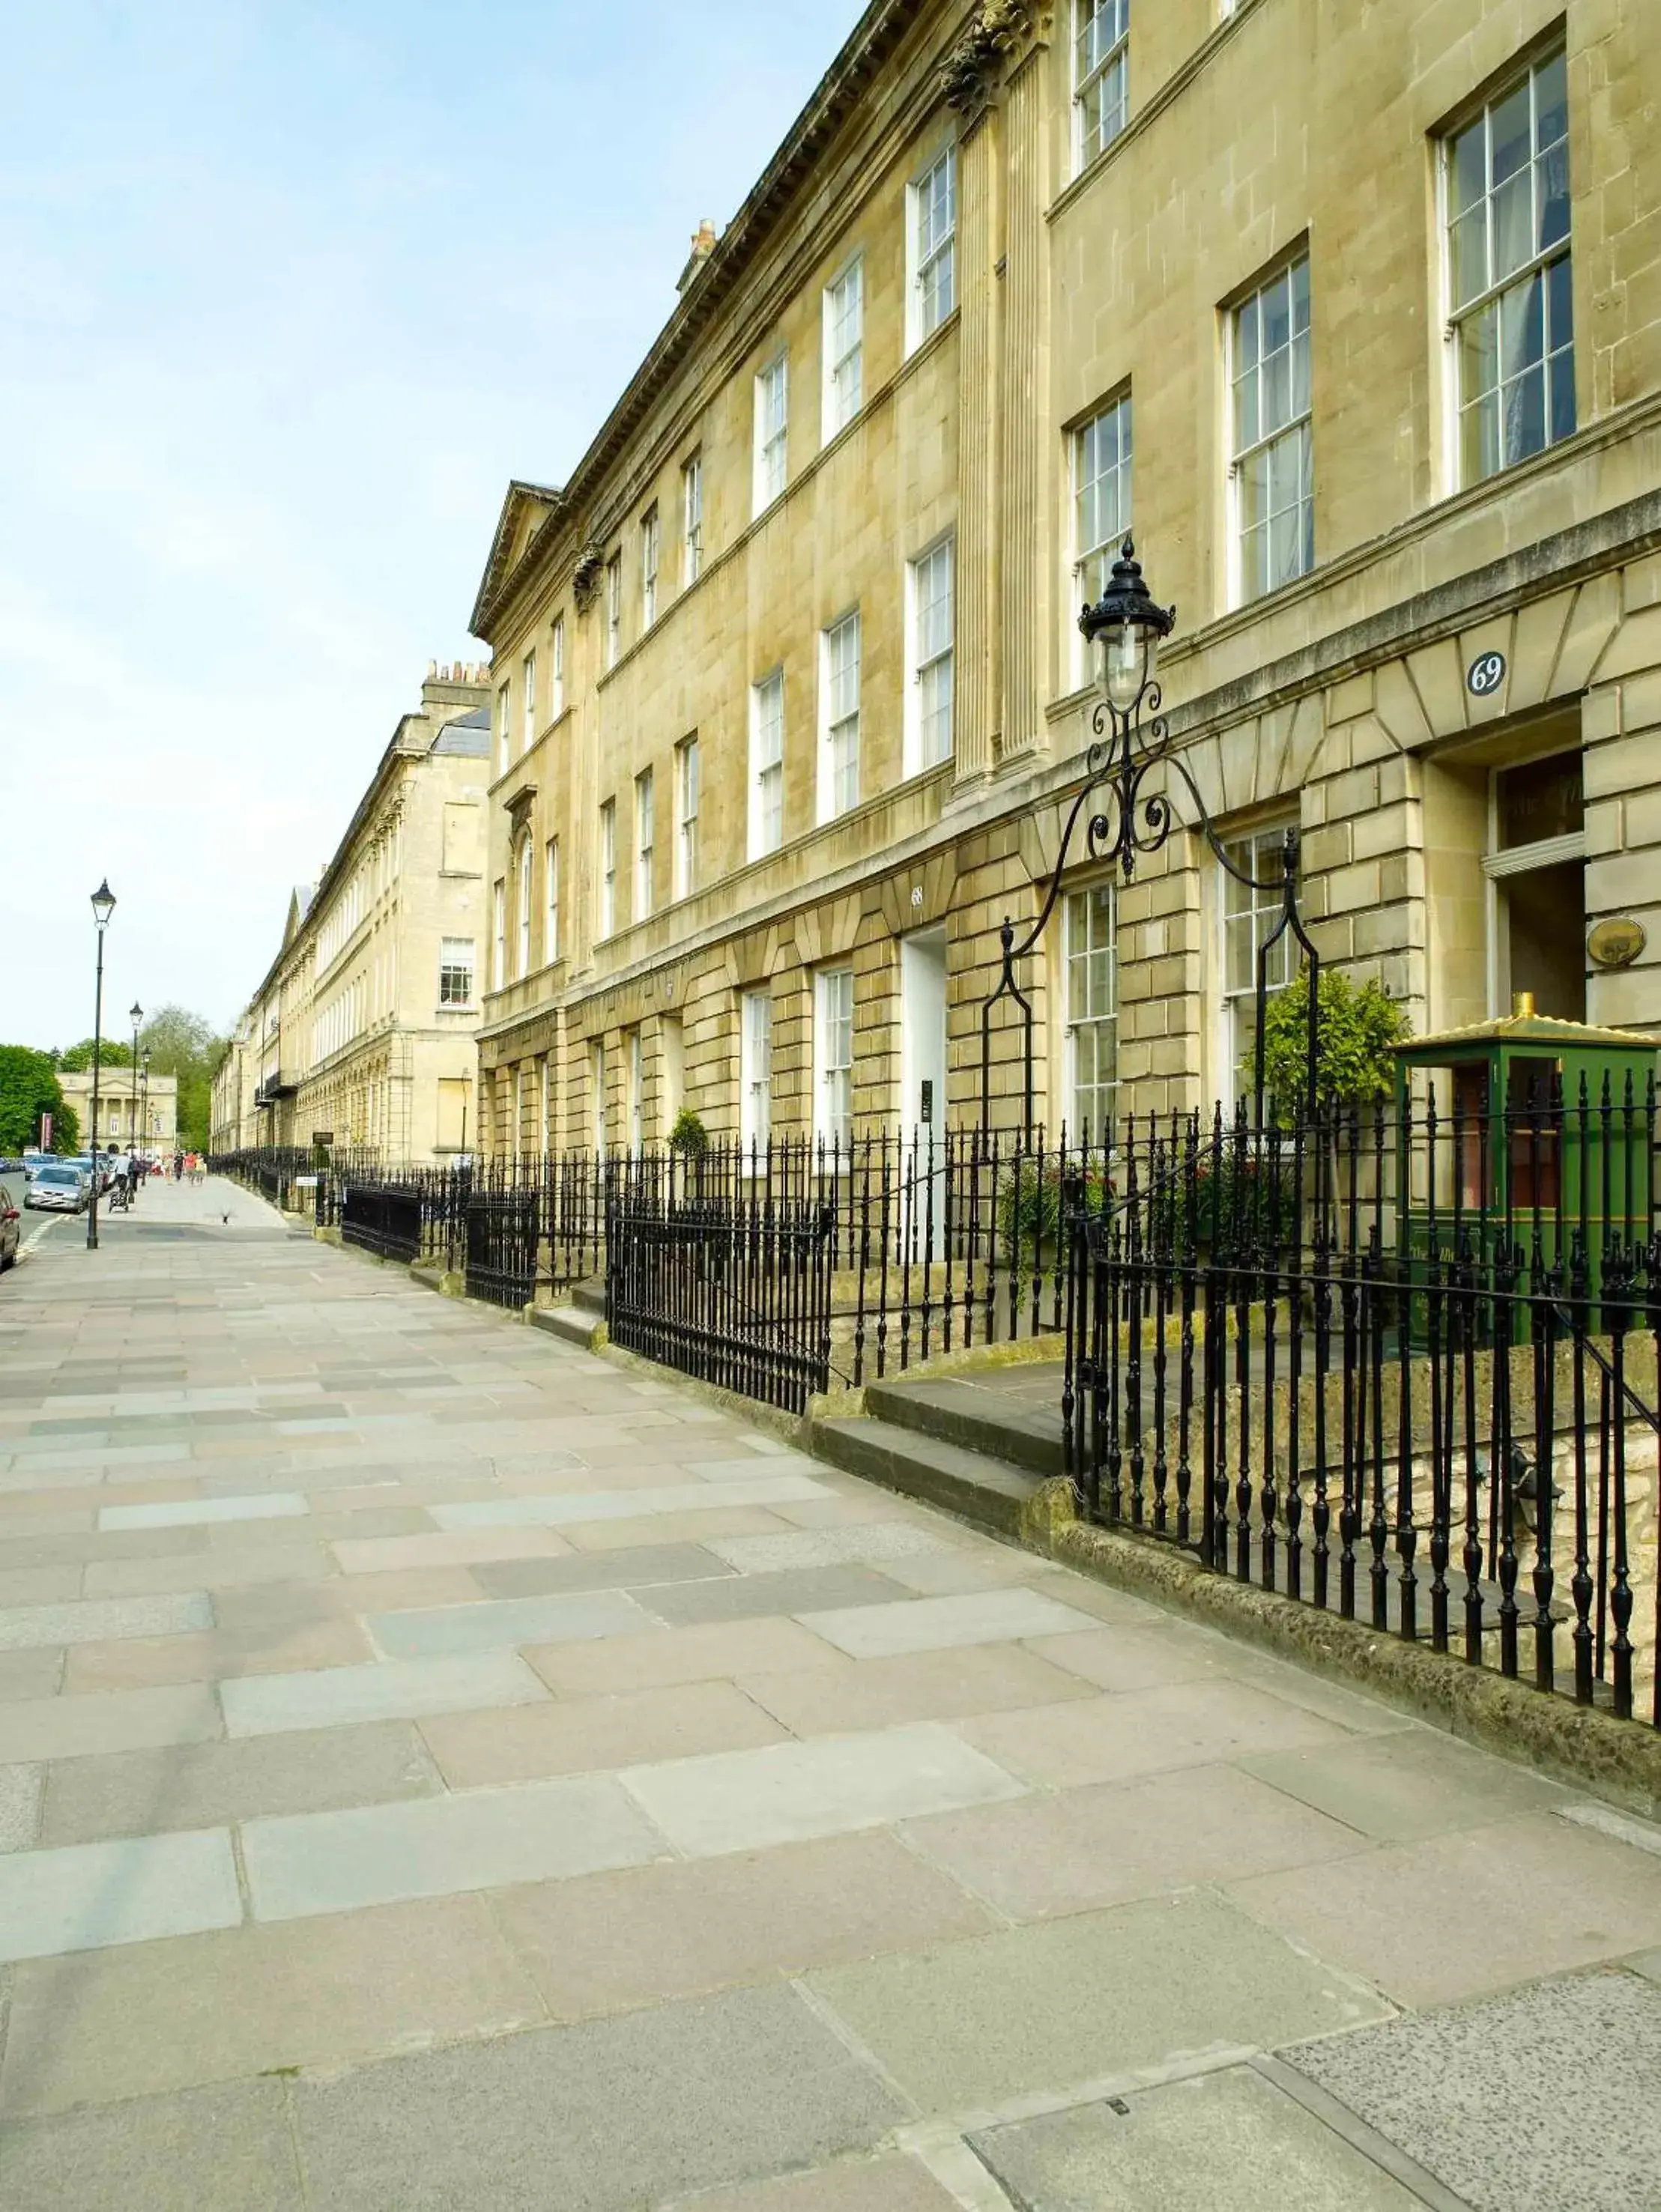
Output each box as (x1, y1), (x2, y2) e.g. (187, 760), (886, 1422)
(211, 664), (492, 1162)
(58, 1067), (178, 1154)
(468, 0), (1661, 1152)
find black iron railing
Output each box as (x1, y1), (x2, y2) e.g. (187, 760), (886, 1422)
(1065, 1079), (1661, 1727)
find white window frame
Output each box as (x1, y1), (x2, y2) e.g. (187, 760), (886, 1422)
(550, 616), (566, 718)
(605, 552), (622, 669)
(641, 504), (660, 628)
(1217, 821), (1298, 1102)
(749, 667), (785, 861)
(1228, 252), (1313, 607)
(675, 735), (700, 900)
(491, 877), (506, 993)
(814, 966), (854, 1149)
(517, 836), (532, 980)
(822, 255), (864, 441)
(1073, 0), (1130, 175)
(590, 1039), (607, 1160)
(681, 451), (703, 587)
(740, 988), (772, 1151)
(494, 682), (510, 780)
(1441, 43), (1573, 491)
(904, 535), (955, 778)
(521, 650), (536, 753)
(1062, 882), (1117, 1138)
(754, 351), (788, 515)
(438, 937), (474, 1007)
(635, 769), (654, 921)
(544, 836), (560, 963)
(1073, 393), (1132, 680)
(598, 799), (616, 939)
(819, 610), (862, 824)
(908, 148), (956, 353)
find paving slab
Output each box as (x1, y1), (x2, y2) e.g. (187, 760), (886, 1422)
(958, 1678), (1354, 1787)
(291, 1983), (905, 2212)
(738, 1643), (1098, 1736)
(471, 1542), (734, 1599)
(970, 2064), (1429, 2211)
(632, 1563), (913, 1627)
(904, 1761), (1367, 1921)
(1287, 1968), (1661, 2212)
(0, 2078), (303, 2212)
(525, 1616), (852, 1698)
(620, 1720), (1028, 1857)
(213, 1565), (488, 1630)
(97, 1492), (309, 1530)
(668, 2154), (966, 2211)
(0, 1895), (546, 2116)
(243, 1770), (665, 1919)
(418, 1679), (787, 1788)
(1231, 1811), (1661, 2005)
(0, 1649), (63, 1701)
(84, 1543), (331, 1596)
(797, 1587), (1106, 1657)
(0, 1827), (242, 1962)
(807, 1890), (1391, 2112)
(0, 1565), (83, 1606)
(703, 1526), (957, 1572)
(430, 1474), (832, 1529)
(492, 1828), (996, 2022)
(38, 1721), (440, 1846)
(0, 1763), (41, 1852)
(558, 1503), (798, 1550)
(366, 1587), (654, 1660)
(0, 1682), (223, 1763)
(220, 1649), (548, 1738)
(0, 1590), (212, 1652)
(1240, 1725), (1571, 1843)
(61, 1614), (374, 1693)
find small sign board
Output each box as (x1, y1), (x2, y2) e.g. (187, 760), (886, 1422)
(1588, 916), (1647, 970)
(1466, 649), (1507, 697)
(919, 1079), (934, 1126)
(311, 1131), (334, 1145)
(295, 1175), (319, 1189)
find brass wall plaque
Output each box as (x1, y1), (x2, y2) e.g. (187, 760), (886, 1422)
(1587, 917), (1646, 969)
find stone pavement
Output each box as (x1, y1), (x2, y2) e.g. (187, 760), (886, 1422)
(0, 1178), (1660, 2209)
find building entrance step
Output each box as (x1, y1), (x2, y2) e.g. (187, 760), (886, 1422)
(863, 1365), (1067, 1479)
(806, 1413), (1046, 1538)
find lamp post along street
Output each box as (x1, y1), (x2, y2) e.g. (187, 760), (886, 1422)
(86, 879), (116, 1250)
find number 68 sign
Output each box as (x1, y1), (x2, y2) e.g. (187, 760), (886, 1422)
(1466, 650), (1507, 698)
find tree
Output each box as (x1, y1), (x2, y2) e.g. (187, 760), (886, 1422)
(139, 1005), (226, 1153)
(0, 1047), (79, 1154)
(57, 1039), (134, 1073)
(1253, 966), (1410, 1123)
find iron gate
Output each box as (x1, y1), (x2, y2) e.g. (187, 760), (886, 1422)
(465, 1190), (540, 1309)
(606, 1194), (835, 1413)
(342, 1182), (423, 1264)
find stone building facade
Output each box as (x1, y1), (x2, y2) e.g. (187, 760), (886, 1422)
(211, 666), (492, 1162)
(58, 1068), (178, 1154)
(471, 0), (1661, 1156)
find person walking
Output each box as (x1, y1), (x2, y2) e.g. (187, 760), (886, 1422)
(127, 1154), (142, 1205)
(173, 1151), (184, 1182)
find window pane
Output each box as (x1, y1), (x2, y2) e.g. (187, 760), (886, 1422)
(1449, 115), (1486, 215)
(1448, 204), (1488, 310)
(1535, 50), (1568, 151)
(1489, 82), (1531, 187)
(1492, 166), (1533, 284)
(1461, 391), (1501, 483)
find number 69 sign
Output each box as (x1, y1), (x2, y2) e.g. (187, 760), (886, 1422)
(1466, 650), (1507, 697)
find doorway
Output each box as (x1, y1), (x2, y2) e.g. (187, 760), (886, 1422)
(1486, 750), (1587, 1022)
(900, 927), (949, 1137)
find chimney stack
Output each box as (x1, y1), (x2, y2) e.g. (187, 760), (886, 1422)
(677, 218), (720, 294)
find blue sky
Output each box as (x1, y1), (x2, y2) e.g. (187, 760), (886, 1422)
(0, 0), (863, 1050)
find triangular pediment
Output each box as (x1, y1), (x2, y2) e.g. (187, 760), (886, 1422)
(472, 479), (563, 639)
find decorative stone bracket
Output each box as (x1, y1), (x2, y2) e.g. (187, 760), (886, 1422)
(572, 544), (607, 612)
(939, 0), (1052, 118)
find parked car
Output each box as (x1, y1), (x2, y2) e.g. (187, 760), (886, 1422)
(25, 1164), (88, 1213)
(0, 1187), (19, 1267)
(21, 1151), (53, 1181)
(0, 1157), (22, 1175)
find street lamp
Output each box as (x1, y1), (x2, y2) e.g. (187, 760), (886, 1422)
(1079, 534), (1175, 718)
(129, 1002), (144, 1199)
(86, 879), (116, 1250)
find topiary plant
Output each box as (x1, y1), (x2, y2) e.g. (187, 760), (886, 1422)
(1251, 965), (1410, 1124)
(668, 1106), (710, 1157)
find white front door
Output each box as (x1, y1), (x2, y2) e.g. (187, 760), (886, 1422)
(900, 927), (949, 1139)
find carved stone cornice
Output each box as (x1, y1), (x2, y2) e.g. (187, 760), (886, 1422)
(571, 544), (607, 611)
(939, 0), (1051, 118)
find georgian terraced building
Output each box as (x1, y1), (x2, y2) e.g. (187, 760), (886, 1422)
(211, 665), (493, 1163)
(471, 0), (1661, 1157)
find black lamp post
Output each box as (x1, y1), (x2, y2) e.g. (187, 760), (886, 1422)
(140, 1049), (151, 1164)
(86, 879), (116, 1249)
(979, 536), (1318, 1133)
(129, 1002), (144, 1199)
